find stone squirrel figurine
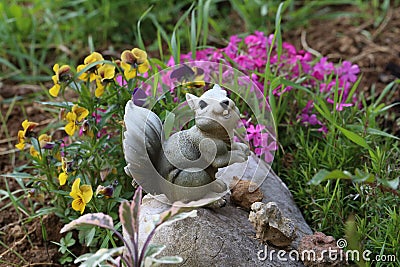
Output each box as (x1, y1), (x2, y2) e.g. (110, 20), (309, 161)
(123, 84), (250, 203)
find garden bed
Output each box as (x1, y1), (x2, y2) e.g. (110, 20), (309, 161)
(1, 3), (399, 266)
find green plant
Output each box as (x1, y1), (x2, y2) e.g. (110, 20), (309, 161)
(51, 232), (77, 265)
(60, 187), (197, 267)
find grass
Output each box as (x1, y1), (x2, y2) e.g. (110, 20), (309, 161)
(1, 0), (400, 266)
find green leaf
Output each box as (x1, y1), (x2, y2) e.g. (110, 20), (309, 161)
(132, 186), (142, 233)
(31, 137), (40, 153)
(1, 172), (34, 179)
(190, 9), (197, 60)
(79, 227), (96, 247)
(347, 125), (400, 140)
(60, 213), (114, 233)
(136, 6), (153, 50)
(119, 187), (142, 239)
(378, 177), (399, 190)
(336, 125), (369, 149)
(119, 200), (134, 237)
(309, 169), (352, 185)
(74, 247), (124, 266)
(353, 169), (375, 183)
(313, 96), (333, 123)
(163, 111), (175, 139)
(156, 210), (197, 229)
(144, 244), (166, 258)
(150, 255), (183, 264)
(60, 256), (73, 265)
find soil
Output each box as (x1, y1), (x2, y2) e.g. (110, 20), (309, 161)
(1, 4), (400, 266)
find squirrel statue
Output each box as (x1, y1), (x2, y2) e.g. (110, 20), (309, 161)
(123, 84), (250, 203)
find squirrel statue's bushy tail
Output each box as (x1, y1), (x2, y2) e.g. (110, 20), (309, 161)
(123, 100), (164, 195)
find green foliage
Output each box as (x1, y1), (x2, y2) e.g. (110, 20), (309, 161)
(4, 1), (400, 265)
(273, 76), (400, 263)
(61, 187), (197, 267)
(52, 232), (77, 264)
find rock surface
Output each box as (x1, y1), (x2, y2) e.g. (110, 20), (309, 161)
(229, 177), (263, 210)
(298, 232), (347, 267)
(249, 202), (297, 247)
(138, 155), (313, 266)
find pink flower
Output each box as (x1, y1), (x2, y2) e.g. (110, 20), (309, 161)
(246, 124), (265, 143)
(327, 98), (353, 111)
(235, 55), (255, 70)
(116, 74), (127, 87)
(336, 61), (359, 83)
(253, 132), (277, 163)
(301, 113), (319, 126)
(313, 57), (334, 80)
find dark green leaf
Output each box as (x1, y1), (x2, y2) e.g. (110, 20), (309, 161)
(309, 169), (352, 185)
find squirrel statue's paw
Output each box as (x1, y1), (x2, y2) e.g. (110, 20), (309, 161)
(228, 150), (248, 165)
(232, 142), (250, 156)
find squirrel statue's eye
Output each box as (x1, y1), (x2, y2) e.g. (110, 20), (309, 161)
(220, 100), (229, 109)
(199, 100), (208, 109)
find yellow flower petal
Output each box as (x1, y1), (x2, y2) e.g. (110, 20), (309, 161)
(132, 48), (147, 64)
(15, 143), (25, 150)
(22, 120), (39, 132)
(95, 84), (105, 98)
(65, 111), (77, 123)
(16, 129), (25, 150)
(84, 52), (104, 66)
(122, 62), (137, 80)
(99, 64), (115, 81)
(70, 178), (81, 199)
(51, 74), (58, 84)
(77, 64), (89, 81)
(65, 121), (78, 136)
(30, 146), (40, 158)
(80, 185), (93, 204)
(138, 59), (150, 74)
(38, 134), (51, 147)
(49, 83), (60, 97)
(58, 172), (68, 186)
(53, 64), (60, 74)
(121, 50), (134, 64)
(17, 130), (25, 143)
(72, 198), (86, 214)
(72, 105), (89, 122)
(61, 157), (68, 173)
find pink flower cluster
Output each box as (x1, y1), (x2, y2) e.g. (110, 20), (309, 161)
(169, 31), (359, 106)
(167, 31), (360, 159)
(240, 119), (277, 163)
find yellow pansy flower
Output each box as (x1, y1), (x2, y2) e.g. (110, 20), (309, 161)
(70, 178), (93, 214)
(95, 64), (115, 97)
(38, 134), (52, 147)
(120, 48), (150, 80)
(16, 130), (26, 150)
(77, 52), (104, 82)
(30, 146), (40, 158)
(58, 172), (68, 186)
(15, 120), (39, 150)
(29, 134), (52, 158)
(57, 157), (69, 186)
(64, 105), (89, 136)
(49, 64), (71, 97)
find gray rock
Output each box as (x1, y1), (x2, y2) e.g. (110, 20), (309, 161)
(138, 155), (312, 266)
(249, 202), (297, 247)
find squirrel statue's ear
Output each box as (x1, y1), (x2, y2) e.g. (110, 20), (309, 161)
(186, 93), (199, 110)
